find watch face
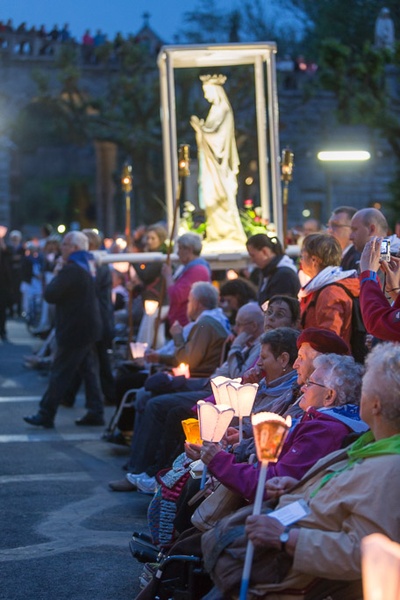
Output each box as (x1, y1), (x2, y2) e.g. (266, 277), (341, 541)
(280, 531), (290, 543)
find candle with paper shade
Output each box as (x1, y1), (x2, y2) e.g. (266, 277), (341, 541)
(239, 412), (292, 600)
(129, 342), (148, 359)
(181, 418), (202, 445)
(210, 375), (241, 405)
(144, 299), (159, 316)
(172, 363), (191, 378)
(197, 400), (235, 489)
(137, 299), (168, 349)
(226, 382), (258, 441)
(362, 533), (400, 600)
(252, 412), (292, 463)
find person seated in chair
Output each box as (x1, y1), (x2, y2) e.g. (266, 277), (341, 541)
(201, 342), (400, 599)
(189, 353), (368, 504)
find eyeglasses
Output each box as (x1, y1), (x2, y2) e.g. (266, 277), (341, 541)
(304, 378), (329, 389)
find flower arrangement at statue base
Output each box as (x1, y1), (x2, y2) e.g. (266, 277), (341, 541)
(240, 199), (277, 238)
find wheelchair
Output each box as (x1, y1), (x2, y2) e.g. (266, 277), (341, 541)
(130, 531), (363, 600)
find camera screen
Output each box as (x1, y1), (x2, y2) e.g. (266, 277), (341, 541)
(381, 240), (389, 254)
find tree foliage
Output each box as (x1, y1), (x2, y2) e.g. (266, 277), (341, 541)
(286, 0), (400, 55)
(318, 37), (400, 218)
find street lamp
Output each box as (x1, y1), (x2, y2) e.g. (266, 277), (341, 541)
(317, 149), (371, 221)
(121, 162), (133, 248)
(317, 150), (371, 162)
(281, 148), (294, 247)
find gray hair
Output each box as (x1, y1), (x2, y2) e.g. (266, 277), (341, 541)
(363, 342), (400, 427)
(237, 302), (264, 327)
(190, 281), (219, 310)
(65, 231), (89, 251)
(313, 353), (364, 406)
(177, 233), (202, 256)
(82, 228), (102, 250)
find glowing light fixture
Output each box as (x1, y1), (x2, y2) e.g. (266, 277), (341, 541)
(317, 150), (371, 162)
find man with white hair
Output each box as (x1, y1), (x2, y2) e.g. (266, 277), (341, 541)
(24, 231), (104, 428)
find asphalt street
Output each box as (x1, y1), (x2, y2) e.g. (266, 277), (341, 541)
(0, 318), (149, 600)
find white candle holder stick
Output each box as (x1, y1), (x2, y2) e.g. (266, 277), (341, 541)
(239, 412), (291, 600)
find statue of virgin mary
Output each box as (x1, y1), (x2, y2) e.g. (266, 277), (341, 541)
(190, 74), (247, 250)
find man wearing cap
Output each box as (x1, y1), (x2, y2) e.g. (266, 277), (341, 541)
(293, 327), (350, 386)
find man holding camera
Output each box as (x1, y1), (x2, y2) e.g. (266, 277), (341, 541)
(359, 236), (400, 341)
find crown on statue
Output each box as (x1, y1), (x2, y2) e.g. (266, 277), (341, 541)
(200, 74), (227, 85)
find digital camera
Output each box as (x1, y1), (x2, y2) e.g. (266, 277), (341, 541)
(380, 238), (391, 262)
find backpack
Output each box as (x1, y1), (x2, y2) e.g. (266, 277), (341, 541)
(302, 282), (368, 364)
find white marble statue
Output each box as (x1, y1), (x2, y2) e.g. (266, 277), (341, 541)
(374, 7), (395, 51)
(190, 74), (247, 249)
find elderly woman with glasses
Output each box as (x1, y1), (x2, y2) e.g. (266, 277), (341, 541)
(195, 353), (368, 503)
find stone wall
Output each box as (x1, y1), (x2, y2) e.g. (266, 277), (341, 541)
(0, 49), (399, 231)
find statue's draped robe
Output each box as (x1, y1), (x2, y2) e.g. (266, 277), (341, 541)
(194, 100), (247, 246)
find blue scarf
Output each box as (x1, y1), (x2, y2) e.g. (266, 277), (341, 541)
(257, 369), (298, 399)
(68, 251), (96, 277)
(174, 257), (211, 279)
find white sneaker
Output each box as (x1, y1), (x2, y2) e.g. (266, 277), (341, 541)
(127, 472), (146, 486)
(136, 474), (157, 495)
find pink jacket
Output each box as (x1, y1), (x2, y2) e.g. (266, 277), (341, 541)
(359, 270), (400, 341)
(208, 407), (366, 502)
(167, 262), (210, 326)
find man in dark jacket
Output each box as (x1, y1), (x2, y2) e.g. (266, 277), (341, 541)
(0, 229), (12, 341)
(24, 231), (104, 428)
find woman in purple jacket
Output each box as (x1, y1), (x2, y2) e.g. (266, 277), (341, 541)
(190, 353), (368, 503)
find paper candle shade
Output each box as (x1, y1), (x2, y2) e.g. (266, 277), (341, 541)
(181, 418), (202, 445)
(226, 382), (258, 417)
(144, 299), (159, 316)
(251, 412), (292, 463)
(172, 363), (191, 378)
(362, 533), (400, 600)
(210, 376), (241, 405)
(197, 401), (235, 442)
(130, 342), (148, 359)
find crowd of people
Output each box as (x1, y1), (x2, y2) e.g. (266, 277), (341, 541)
(1, 204), (400, 598)
(0, 17), (159, 63)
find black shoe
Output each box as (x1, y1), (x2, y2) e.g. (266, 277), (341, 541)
(60, 399), (75, 408)
(23, 414), (54, 428)
(103, 431), (131, 447)
(75, 413), (105, 426)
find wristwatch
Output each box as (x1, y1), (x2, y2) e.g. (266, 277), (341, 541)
(279, 527), (290, 552)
